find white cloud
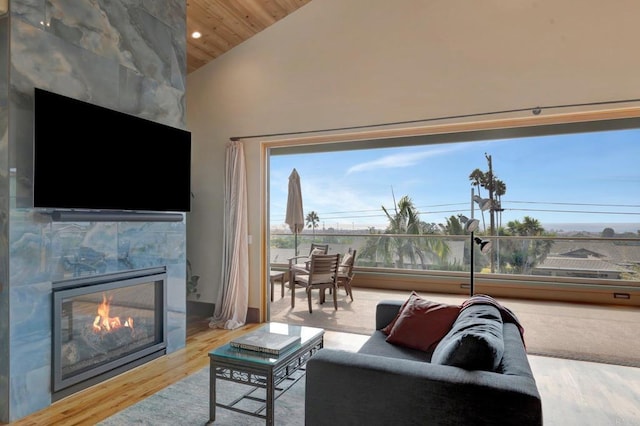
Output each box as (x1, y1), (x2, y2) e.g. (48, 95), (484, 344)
(292, 175), (393, 229)
(347, 146), (460, 174)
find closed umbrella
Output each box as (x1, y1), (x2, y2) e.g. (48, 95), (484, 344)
(285, 168), (304, 256)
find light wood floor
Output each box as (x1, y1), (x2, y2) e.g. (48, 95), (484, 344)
(4, 316), (259, 426)
(5, 315), (640, 425)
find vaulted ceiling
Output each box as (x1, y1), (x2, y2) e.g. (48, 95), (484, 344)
(186, 0), (312, 74)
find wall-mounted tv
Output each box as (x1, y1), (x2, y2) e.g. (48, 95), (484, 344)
(34, 88), (191, 213)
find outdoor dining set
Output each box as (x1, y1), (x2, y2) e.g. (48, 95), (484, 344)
(270, 243), (357, 313)
(281, 169), (357, 312)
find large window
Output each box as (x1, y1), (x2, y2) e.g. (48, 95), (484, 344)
(267, 115), (640, 302)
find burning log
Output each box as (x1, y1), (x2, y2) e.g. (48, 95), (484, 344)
(93, 293), (134, 334)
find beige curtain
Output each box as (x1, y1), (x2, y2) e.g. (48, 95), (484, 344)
(209, 140), (248, 329)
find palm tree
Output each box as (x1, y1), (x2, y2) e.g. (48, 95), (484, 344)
(492, 178), (507, 271)
(360, 195), (450, 269)
(439, 215), (464, 235)
(469, 161), (506, 234)
(493, 180), (507, 229)
(305, 211), (320, 235)
(508, 216), (544, 236)
(469, 156), (506, 273)
(469, 168), (488, 230)
(502, 216), (554, 274)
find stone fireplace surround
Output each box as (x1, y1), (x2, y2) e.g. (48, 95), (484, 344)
(3, 217), (188, 421)
(0, 1), (189, 422)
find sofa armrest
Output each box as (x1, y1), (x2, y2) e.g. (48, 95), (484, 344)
(305, 349), (542, 426)
(375, 299), (404, 330)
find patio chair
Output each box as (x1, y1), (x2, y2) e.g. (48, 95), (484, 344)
(321, 249), (357, 304)
(291, 253), (340, 313)
(288, 243), (329, 272)
(288, 243), (329, 297)
(336, 249), (357, 301)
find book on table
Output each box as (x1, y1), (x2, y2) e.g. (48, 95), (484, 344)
(230, 331), (301, 355)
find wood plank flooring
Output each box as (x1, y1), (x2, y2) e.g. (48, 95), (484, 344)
(528, 355), (640, 425)
(5, 315), (640, 425)
(5, 317), (261, 426)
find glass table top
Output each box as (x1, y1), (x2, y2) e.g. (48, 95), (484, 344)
(210, 322), (324, 365)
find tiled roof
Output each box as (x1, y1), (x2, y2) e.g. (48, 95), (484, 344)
(535, 256), (632, 273)
(550, 240), (640, 265)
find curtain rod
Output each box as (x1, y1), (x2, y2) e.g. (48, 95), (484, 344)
(229, 98), (640, 141)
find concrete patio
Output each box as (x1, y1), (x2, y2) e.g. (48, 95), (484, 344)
(269, 285), (640, 367)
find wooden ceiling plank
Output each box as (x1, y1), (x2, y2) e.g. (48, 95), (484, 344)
(244, 0), (288, 22)
(188, 14), (241, 51)
(187, 28), (228, 55)
(188, 1), (240, 37)
(187, 41), (220, 62)
(272, 0), (312, 14)
(198, 0), (262, 40)
(186, 0), (311, 73)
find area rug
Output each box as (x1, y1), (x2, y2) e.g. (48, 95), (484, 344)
(98, 366), (305, 426)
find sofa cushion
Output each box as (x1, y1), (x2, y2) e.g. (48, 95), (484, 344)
(359, 330), (430, 362)
(431, 303), (505, 371)
(381, 291), (416, 334)
(310, 247), (325, 256)
(383, 292), (461, 352)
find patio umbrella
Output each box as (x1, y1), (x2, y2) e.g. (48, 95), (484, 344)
(285, 168), (304, 256)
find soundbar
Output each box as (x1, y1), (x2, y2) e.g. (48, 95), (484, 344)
(48, 210), (184, 222)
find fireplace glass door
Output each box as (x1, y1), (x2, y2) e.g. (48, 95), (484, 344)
(52, 268), (167, 396)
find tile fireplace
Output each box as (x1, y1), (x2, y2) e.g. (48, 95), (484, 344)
(51, 267), (167, 400)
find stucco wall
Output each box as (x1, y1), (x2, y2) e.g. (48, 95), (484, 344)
(186, 0), (640, 310)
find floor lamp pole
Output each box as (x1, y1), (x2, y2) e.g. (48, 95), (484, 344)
(469, 231), (474, 297)
(469, 187), (475, 297)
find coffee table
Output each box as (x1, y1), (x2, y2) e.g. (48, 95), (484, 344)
(207, 322), (324, 425)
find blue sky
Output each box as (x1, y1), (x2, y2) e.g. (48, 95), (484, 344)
(269, 128), (640, 233)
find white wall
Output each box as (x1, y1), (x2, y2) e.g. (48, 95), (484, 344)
(186, 0), (640, 310)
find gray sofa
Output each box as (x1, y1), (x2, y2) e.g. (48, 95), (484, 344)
(305, 299), (543, 426)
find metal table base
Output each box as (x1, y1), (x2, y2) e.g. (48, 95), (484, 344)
(208, 324), (324, 425)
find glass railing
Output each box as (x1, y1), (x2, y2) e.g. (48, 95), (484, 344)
(269, 231), (640, 284)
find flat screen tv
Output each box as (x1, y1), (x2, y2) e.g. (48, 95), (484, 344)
(34, 88), (191, 213)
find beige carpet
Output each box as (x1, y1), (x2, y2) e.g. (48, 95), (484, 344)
(269, 286), (640, 367)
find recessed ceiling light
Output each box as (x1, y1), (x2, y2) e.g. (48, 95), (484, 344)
(191, 31), (202, 39)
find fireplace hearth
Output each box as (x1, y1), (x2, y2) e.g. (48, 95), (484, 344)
(52, 267), (167, 400)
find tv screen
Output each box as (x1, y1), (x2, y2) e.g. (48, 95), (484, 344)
(34, 88), (191, 213)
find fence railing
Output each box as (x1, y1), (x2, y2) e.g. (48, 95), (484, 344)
(269, 232), (640, 284)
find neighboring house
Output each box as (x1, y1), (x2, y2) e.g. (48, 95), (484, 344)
(533, 242), (638, 279)
(532, 256), (632, 279)
(550, 242), (640, 267)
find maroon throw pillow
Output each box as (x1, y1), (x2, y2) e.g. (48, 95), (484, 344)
(381, 291), (419, 335)
(385, 295), (461, 352)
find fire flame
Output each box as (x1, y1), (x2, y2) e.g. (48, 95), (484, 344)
(93, 293), (134, 333)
